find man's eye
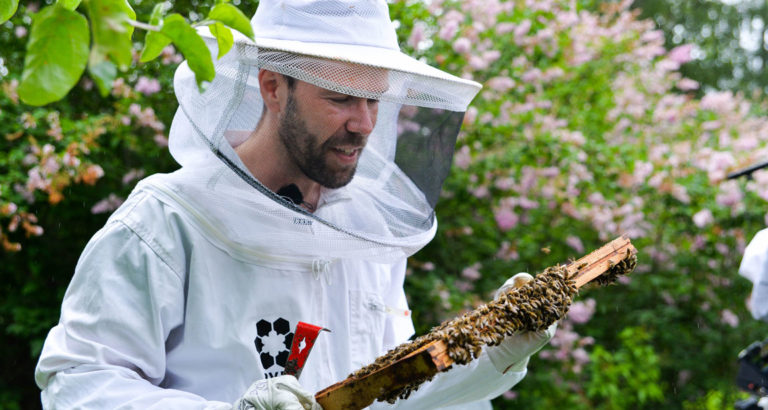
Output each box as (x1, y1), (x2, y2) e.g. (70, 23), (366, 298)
(330, 96), (350, 103)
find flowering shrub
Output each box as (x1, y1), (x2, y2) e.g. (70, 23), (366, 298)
(392, 0), (768, 407)
(0, 2), (187, 406)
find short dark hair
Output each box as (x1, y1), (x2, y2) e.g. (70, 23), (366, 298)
(283, 74), (296, 89)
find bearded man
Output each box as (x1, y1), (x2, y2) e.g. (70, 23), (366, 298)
(35, 1), (555, 408)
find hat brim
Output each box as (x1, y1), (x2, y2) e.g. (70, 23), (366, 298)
(200, 28), (481, 93)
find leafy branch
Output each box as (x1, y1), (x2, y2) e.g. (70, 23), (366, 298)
(1, 0), (254, 106)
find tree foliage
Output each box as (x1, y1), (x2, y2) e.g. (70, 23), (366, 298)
(633, 0), (768, 95)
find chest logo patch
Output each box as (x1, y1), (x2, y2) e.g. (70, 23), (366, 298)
(254, 318), (294, 378)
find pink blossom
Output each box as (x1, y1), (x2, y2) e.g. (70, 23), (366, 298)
(494, 177), (514, 190)
(91, 194), (124, 214)
(482, 50), (501, 64)
(41, 157), (60, 175)
(640, 29), (664, 43)
(715, 180), (743, 207)
(521, 68), (542, 83)
(14, 26), (27, 38)
(471, 186), (489, 198)
(677, 78), (699, 91)
(514, 19), (531, 37)
(495, 23), (516, 35)
(455, 280), (474, 292)
(565, 236), (584, 253)
(667, 44), (693, 65)
(468, 55), (488, 70)
(111, 77), (132, 98)
(496, 241), (519, 261)
(154, 134), (169, 147)
(461, 262), (482, 281)
(720, 309), (739, 328)
(62, 153), (80, 167)
(692, 209), (714, 228)
(567, 299), (596, 324)
(487, 76), (515, 92)
(408, 22), (426, 49)
(494, 208), (519, 231)
(452, 37), (472, 53)
(122, 169), (146, 185)
(633, 161), (653, 182)
(454, 146), (471, 169)
(502, 391), (517, 400)
(700, 91), (736, 113)
(129, 103), (142, 116)
(572, 348), (590, 365)
(135, 76), (161, 95)
(161, 46), (184, 65)
(587, 192), (605, 206)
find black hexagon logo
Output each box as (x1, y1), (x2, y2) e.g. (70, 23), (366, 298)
(254, 317), (294, 378)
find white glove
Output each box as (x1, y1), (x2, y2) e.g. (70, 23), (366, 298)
(758, 396), (768, 410)
(233, 375), (322, 410)
(486, 272), (558, 374)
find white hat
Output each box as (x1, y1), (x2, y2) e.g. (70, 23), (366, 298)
(198, 0), (481, 110)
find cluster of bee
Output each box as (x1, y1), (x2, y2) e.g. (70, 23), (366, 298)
(347, 248), (638, 405)
(592, 249), (637, 287)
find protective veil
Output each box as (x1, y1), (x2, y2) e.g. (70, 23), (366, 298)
(168, 0), (481, 265)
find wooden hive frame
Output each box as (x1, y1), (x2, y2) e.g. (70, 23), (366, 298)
(315, 236), (637, 410)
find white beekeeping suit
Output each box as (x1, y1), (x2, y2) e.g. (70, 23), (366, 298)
(35, 0), (555, 408)
(740, 228), (768, 322)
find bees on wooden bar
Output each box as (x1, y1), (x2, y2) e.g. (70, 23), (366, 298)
(347, 249), (637, 404)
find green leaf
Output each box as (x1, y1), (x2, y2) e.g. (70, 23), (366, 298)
(57, 0), (81, 11)
(84, 0), (136, 70)
(88, 53), (117, 97)
(0, 0), (19, 24)
(208, 3), (254, 41)
(138, 3), (175, 62)
(161, 14), (215, 88)
(209, 22), (233, 59)
(140, 30), (172, 63)
(18, 5), (90, 106)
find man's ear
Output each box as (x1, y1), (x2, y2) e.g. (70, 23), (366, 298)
(258, 69), (283, 114)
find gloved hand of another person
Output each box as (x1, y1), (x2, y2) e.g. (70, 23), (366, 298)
(232, 375), (321, 410)
(486, 272), (558, 374)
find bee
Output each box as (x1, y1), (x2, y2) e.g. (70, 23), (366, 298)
(354, 252), (639, 406)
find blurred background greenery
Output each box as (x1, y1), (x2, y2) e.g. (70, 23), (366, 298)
(1, 0), (767, 408)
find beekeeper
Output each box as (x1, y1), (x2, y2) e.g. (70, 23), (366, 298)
(740, 229), (768, 322)
(34, 0), (556, 408)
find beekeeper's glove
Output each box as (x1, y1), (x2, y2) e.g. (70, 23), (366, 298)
(232, 375), (321, 410)
(486, 272), (558, 374)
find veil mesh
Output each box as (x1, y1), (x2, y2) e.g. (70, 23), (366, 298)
(162, 32), (479, 263)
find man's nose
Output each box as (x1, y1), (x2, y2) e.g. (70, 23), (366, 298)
(346, 99), (377, 135)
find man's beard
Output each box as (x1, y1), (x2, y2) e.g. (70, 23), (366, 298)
(277, 93), (366, 189)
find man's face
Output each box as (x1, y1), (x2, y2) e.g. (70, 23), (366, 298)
(277, 80), (380, 189)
